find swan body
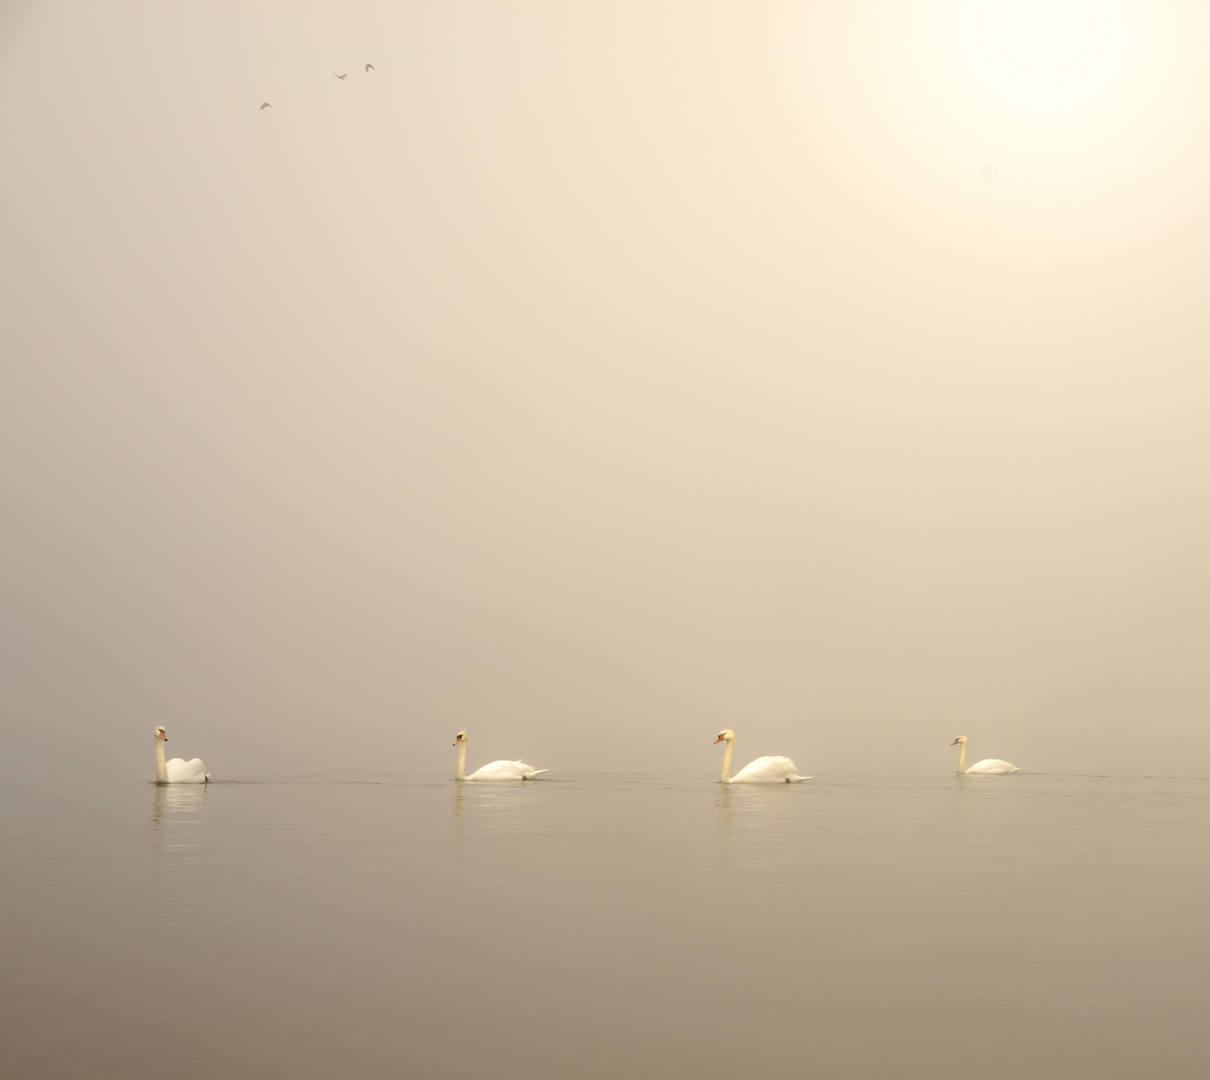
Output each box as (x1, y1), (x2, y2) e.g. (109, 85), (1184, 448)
(714, 729), (811, 783)
(952, 736), (1020, 775)
(453, 731), (547, 781)
(154, 726), (209, 784)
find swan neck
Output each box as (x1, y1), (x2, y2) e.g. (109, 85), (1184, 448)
(957, 742), (966, 775)
(719, 739), (734, 783)
(455, 740), (467, 781)
(155, 737), (168, 783)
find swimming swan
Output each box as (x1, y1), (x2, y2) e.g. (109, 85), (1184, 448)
(714, 729), (811, 783)
(453, 731), (548, 781)
(952, 735), (1020, 775)
(153, 726), (209, 784)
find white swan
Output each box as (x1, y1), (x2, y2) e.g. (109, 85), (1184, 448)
(952, 735), (1020, 775)
(453, 731), (548, 781)
(714, 729), (811, 783)
(154, 726), (209, 784)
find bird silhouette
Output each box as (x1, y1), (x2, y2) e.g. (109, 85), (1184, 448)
(260, 102), (272, 109)
(365, 63), (375, 72)
(334, 73), (348, 80)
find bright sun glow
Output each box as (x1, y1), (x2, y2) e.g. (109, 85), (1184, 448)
(986, 0), (1106, 78)
(917, 0), (1162, 150)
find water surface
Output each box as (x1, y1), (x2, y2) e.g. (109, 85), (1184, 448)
(3, 771), (1207, 1078)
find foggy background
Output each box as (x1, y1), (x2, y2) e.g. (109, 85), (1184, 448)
(3, 1), (1209, 779)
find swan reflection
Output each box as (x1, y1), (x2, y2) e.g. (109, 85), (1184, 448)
(152, 781), (207, 827)
(717, 784), (734, 831)
(720, 781), (800, 816)
(451, 775), (541, 841)
(151, 782), (207, 877)
(455, 778), (540, 808)
(713, 781), (803, 876)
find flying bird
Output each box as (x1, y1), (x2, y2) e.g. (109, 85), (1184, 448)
(334, 73), (348, 80)
(365, 63), (375, 72)
(260, 102), (272, 109)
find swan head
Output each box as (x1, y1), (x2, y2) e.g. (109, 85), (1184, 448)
(453, 731), (467, 747)
(714, 729), (735, 745)
(951, 736), (967, 746)
(154, 726), (167, 742)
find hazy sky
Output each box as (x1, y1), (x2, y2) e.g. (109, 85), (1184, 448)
(3, 1), (1210, 777)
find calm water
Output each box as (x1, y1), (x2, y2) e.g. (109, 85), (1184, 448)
(3, 770), (1208, 1078)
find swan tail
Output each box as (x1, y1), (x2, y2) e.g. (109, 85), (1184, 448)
(527, 769), (550, 778)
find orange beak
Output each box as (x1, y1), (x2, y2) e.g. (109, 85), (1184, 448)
(714, 735), (724, 744)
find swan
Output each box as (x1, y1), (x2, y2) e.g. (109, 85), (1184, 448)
(153, 726), (209, 784)
(453, 731), (548, 781)
(952, 735), (1020, 775)
(714, 729), (811, 783)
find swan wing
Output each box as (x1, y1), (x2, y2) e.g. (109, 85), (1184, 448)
(165, 757), (209, 784)
(466, 759), (546, 781)
(728, 755), (808, 784)
(966, 758), (1021, 775)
